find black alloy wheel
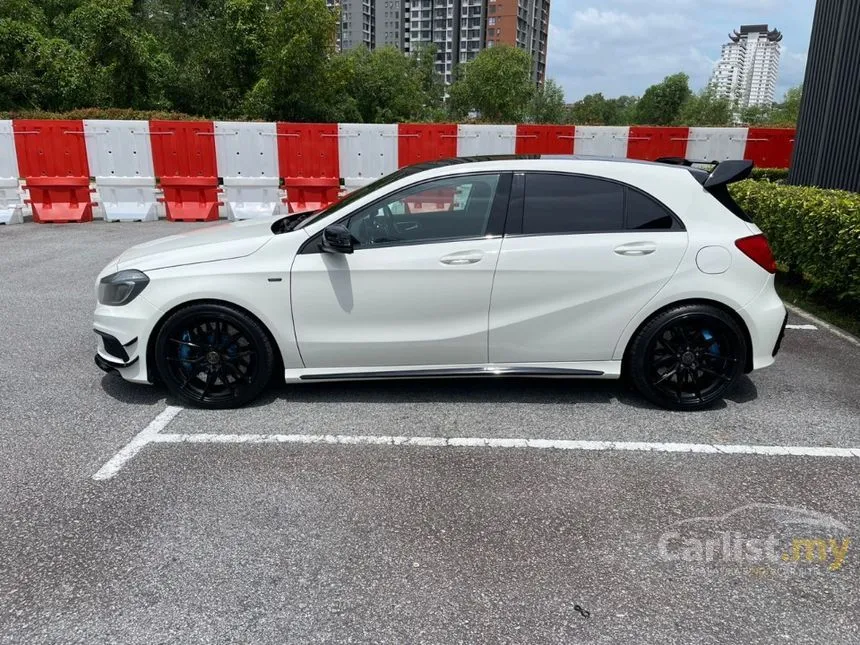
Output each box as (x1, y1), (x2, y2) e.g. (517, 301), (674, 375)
(154, 303), (275, 409)
(628, 305), (746, 410)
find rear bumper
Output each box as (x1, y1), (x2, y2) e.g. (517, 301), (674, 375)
(772, 312), (789, 357)
(738, 275), (787, 371)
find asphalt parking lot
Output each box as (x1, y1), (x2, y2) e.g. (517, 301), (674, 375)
(1, 221), (858, 644)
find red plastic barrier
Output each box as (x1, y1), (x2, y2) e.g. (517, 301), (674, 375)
(743, 128), (795, 169)
(13, 119), (94, 223)
(150, 120), (220, 221)
(626, 127), (689, 161)
(398, 124), (457, 167)
(515, 124), (575, 155)
(405, 187), (457, 212)
(277, 123), (340, 212)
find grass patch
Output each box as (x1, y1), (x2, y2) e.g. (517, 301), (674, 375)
(775, 272), (860, 338)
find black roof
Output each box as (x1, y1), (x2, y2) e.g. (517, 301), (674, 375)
(404, 154), (755, 188)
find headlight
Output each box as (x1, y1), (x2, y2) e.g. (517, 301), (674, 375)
(98, 270), (150, 306)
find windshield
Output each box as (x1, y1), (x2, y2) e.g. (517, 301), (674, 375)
(271, 166), (424, 234)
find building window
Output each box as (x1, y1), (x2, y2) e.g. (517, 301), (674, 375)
(488, 17), (495, 25)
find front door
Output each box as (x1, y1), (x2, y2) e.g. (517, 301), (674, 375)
(291, 172), (510, 368)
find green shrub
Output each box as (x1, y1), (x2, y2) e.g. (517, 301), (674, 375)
(0, 108), (206, 121)
(730, 180), (860, 301)
(750, 167), (790, 183)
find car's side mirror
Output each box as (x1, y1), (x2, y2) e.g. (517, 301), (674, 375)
(321, 224), (354, 254)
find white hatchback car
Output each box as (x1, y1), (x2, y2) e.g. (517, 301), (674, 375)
(94, 156), (787, 410)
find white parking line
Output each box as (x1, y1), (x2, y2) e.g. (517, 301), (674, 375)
(151, 433), (860, 457)
(92, 406), (184, 481)
(786, 324), (818, 330)
(785, 303), (860, 347)
(93, 425), (860, 480)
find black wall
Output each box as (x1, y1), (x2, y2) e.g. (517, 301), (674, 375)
(789, 0), (860, 192)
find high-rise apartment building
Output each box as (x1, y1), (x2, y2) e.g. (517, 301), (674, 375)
(710, 24), (782, 109)
(328, 0), (549, 85)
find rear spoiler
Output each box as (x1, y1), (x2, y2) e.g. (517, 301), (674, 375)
(655, 157), (754, 188)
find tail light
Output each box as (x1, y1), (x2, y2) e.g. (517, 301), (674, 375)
(735, 234), (777, 274)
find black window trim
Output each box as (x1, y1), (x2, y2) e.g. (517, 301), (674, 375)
(299, 171), (513, 255)
(504, 171), (686, 238)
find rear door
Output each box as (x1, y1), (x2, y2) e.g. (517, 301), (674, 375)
(489, 172), (688, 363)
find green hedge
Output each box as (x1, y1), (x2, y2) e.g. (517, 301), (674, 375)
(0, 108), (206, 121)
(730, 180), (860, 301)
(749, 168), (790, 183)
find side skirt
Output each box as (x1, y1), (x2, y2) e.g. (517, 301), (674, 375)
(284, 362), (621, 383)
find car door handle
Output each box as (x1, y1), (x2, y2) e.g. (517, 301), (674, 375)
(440, 251), (484, 265)
(614, 242), (657, 256)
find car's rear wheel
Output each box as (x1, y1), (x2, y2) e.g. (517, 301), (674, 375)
(154, 303), (274, 409)
(628, 304), (746, 411)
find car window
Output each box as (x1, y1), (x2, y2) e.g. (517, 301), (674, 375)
(345, 174), (501, 248)
(626, 188), (676, 230)
(522, 174), (624, 234)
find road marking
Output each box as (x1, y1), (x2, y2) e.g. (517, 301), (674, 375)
(92, 406), (184, 481)
(151, 432), (860, 458)
(785, 303), (860, 348)
(786, 324), (817, 330)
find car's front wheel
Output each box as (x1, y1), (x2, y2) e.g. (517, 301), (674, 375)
(154, 303), (275, 409)
(627, 304), (747, 411)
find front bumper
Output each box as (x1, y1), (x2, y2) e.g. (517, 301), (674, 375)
(95, 352), (139, 373)
(93, 295), (160, 384)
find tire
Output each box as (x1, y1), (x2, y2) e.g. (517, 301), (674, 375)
(627, 304), (747, 411)
(154, 303), (275, 409)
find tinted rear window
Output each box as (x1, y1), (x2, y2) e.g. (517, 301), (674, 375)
(626, 189), (677, 230)
(523, 174), (625, 234)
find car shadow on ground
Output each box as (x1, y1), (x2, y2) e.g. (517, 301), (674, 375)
(262, 374), (759, 412)
(100, 372), (758, 413)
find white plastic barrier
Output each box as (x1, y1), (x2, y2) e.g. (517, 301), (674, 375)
(0, 120), (23, 225)
(338, 123), (398, 189)
(214, 121), (280, 220)
(456, 124), (517, 156)
(573, 126), (630, 158)
(686, 127), (748, 162)
(84, 120), (158, 222)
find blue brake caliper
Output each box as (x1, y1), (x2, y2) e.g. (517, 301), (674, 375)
(702, 329), (720, 356)
(179, 330), (193, 373)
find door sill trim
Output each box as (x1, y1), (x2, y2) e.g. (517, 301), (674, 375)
(297, 365), (605, 381)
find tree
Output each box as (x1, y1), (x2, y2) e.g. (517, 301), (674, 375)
(447, 45), (535, 122)
(634, 73), (692, 125)
(251, 0), (344, 121)
(769, 85), (802, 125)
(679, 88), (732, 126)
(739, 104), (772, 125)
(605, 95), (638, 125)
(343, 46), (438, 123)
(567, 93), (609, 124)
(528, 78), (566, 123)
(59, 0), (170, 109)
(413, 44), (445, 120)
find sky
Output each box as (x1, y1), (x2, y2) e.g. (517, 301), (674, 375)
(546, 0), (816, 102)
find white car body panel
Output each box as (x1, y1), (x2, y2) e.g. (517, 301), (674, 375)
(115, 217), (278, 272)
(93, 156), (786, 399)
(489, 231), (688, 362)
(291, 237), (502, 367)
